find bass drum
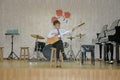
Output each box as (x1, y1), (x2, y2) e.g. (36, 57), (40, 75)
(42, 44), (52, 60)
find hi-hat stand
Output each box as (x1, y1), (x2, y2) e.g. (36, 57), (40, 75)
(67, 36), (76, 61)
(75, 33), (86, 61)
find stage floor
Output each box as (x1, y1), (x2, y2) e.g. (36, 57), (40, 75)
(0, 60), (120, 69)
(0, 60), (120, 80)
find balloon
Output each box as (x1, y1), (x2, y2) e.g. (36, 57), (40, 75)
(56, 9), (63, 16)
(64, 12), (71, 18)
(51, 17), (58, 23)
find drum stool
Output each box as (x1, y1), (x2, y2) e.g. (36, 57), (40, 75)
(0, 47), (4, 61)
(20, 47), (30, 60)
(50, 48), (63, 68)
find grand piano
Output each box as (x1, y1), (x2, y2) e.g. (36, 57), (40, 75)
(95, 25), (108, 60)
(95, 19), (120, 63)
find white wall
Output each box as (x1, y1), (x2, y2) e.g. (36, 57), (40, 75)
(0, 0), (120, 58)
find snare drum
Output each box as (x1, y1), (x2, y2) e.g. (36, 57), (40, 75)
(34, 41), (45, 52)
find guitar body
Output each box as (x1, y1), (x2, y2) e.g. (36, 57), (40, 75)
(46, 23), (85, 44)
(46, 35), (59, 44)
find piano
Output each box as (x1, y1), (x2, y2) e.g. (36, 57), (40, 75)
(93, 25), (108, 60)
(95, 19), (120, 63)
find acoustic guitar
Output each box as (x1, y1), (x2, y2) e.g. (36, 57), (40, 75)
(46, 23), (85, 44)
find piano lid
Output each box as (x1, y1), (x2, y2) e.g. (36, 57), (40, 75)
(109, 19), (120, 30)
(98, 25), (108, 38)
(101, 25), (108, 32)
(106, 19), (120, 36)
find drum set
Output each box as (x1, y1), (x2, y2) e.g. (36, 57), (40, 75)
(30, 33), (85, 61)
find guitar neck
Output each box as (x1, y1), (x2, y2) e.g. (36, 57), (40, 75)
(72, 22), (85, 31)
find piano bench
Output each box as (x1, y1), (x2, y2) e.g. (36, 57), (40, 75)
(81, 45), (95, 65)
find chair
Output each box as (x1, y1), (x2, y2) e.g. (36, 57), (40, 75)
(20, 47), (30, 60)
(81, 45), (95, 65)
(0, 47), (4, 61)
(50, 48), (63, 68)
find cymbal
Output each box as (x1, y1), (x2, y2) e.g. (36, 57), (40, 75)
(31, 34), (45, 39)
(67, 36), (75, 39)
(76, 34), (85, 38)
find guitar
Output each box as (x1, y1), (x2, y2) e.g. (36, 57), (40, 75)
(46, 23), (85, 44)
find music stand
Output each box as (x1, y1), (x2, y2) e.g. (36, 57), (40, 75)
(5, 32), (19, 60)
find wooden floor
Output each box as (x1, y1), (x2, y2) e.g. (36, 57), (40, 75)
(0, 60), (120, 80)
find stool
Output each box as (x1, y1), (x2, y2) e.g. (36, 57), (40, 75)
(81, 45), (95, 65)
(50, 48), (63, 67)
(0, 47), (4, 61)
(20, 47), (30, 60)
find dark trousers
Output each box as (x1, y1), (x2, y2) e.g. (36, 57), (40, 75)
(52, 40), (66, 60)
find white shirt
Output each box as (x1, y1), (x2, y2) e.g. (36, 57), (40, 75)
(47, 29), (72, 41)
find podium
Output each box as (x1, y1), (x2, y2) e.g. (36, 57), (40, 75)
(5, 29), (20, 59)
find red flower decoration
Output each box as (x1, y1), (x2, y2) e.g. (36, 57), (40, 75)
(51, 17), (58, 23)
(56, 9), (63, 17)
(64, 12), (71, 18)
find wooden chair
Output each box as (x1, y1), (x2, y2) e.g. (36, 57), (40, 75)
(0, 47), (4, 61)
(20, 47), (30, 60)
(59, 51), (64, 67)
(50, 48), (63, 68)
